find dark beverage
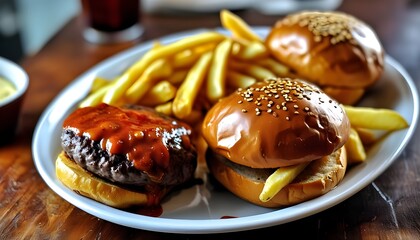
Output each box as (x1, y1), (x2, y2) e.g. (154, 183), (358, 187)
(81, 0), (143, 43)
(81, 0), (140, 32)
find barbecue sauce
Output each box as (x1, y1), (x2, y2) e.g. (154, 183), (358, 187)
(63, 103), (193, 179)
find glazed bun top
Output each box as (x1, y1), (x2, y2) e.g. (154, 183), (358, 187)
(265, 11), (384, 89)
(202, 78), (350, 168)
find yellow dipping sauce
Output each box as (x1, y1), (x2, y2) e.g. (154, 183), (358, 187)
(0, 76), (16, 101)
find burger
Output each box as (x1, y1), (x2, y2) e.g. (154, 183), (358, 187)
(55, 103), (197, 208)
(265, 11), (384, 105)
(202, 78), (350, 207)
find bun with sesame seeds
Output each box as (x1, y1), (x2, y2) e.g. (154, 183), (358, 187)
(265, 11), (384, 105)
(201, 78), (349, 207)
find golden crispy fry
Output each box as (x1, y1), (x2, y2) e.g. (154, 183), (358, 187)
(343, 105), (409, 130)
(171, 43), (217, 69)
(231, 40), (268, 60)
(220, 9), (262, 42)
(155, 101), (173, 116)
(166, 69), (189, 86)
(79, 84), (113, 108)
(172, 49), (199, 69)
(139, 81), (177, 106)
(207, 38), (233, 102)
(90, 77), (110, 93)
(194, 43), (217, 54)
(229, 60), (276, 80)
(354, 128), (377, 146)
(259, 162), (309, 202)
(125, 59), (172, 103)
(103, 32), (225, 104)
(256, 58), (289, 76)
(345, 128), (367, 164)
(226, 70), (256, 88)
(173, 52), (213, 119)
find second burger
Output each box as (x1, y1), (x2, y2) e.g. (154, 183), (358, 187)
(202, 77), (350, 207)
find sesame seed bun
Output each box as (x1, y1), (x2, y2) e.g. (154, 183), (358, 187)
(265, 11), (384, 105)
(202, 78), (350, 168)
(206, 146), (347, 208)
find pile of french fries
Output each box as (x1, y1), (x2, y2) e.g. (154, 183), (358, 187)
(78, 10), (409, 201)
(80, 10), (290, 123)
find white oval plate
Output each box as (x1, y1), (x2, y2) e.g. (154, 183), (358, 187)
(32, 27), (419, 234)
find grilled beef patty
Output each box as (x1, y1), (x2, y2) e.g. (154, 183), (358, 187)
(61, 104), (197, 188)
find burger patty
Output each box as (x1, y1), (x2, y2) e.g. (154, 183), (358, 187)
(61, 105), (197, 188)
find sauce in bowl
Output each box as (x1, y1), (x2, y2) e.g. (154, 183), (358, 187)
(0, 76), (16, 102)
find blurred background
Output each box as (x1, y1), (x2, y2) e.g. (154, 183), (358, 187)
(0, 0), (344, 63)
(0, 0), (79, 62)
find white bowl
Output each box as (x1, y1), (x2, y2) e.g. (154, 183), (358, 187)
(0, 57), (29, 144)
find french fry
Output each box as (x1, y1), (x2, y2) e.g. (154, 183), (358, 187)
(229, 60), (276, 80)
(125, 59), (172, 103)
(79, 84), (113, 108)
(166, 69), (189, 85)
(256, 58), (290, 76)
(226, 70), (256, 89)
(173, 51), (213, 119)
(155, 101), (173, 116)
(90, 77), (111, 92)
(138, 81), (177, 106)
(345, 128), (367, 164)
(259, 162), (309, 202)
(172, 49), (200, 69)
(220, 9), (262, 42)
(231, 39), (268, 60)
(354, 128), (377, 146)
(103, 31), (225, 104)
(207, 38), (233, 102)
(343, 105), (409, 130)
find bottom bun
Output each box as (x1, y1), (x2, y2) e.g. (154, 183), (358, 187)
(322, 87), (365, 105)
(207, 147), (347, 208)
(56, 152), (167, 208)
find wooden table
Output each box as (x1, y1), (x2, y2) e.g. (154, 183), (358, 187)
(1, 0), (419, 238)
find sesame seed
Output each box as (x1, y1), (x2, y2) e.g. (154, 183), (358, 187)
(281, 11), (359, 45)
(242, 109), (247, 113)
(235, 77), (319, 119)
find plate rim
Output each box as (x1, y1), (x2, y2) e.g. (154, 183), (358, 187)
(32, 27), (419, 234)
